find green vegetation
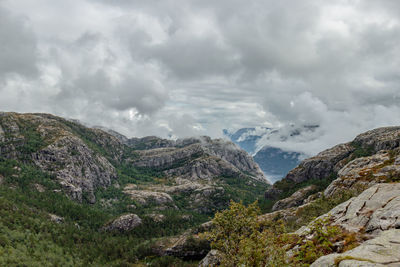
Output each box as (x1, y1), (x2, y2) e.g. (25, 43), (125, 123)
(350, 141), (375, 159)
(217, 175), (270, 209)
(274, 172), (337, 200)
(0, 157), (206, 266)
(19, 125), (47, 155)
(285, 190), (355, 232)
(117, 163), (165, 185)
(206, 201), (360, 267)
(0, 118), (47, 161)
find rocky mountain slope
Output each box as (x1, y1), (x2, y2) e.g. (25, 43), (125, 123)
(240, 126), (400, 266)
(0, 111), (271, 265)
(3, 111), (400, 266)
(0, 112), (268, 214)
(265, 126), (400, 202)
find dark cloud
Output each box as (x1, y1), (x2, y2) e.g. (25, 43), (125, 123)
(1, 0), (400, 154)
(0, 6), (38, 78)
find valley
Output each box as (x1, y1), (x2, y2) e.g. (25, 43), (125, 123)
(1, 112), (400, 266)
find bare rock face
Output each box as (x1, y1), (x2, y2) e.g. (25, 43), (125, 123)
(0, 113), (120, 203)
(164, 233), (210, 260)
(311, 229), (400, 267)
(33, 135), (117, 203)
(147, 213), (165, 223)
(266, 126), (400, 202)
(353, 126), (400, 151)
(198, 250), (221, 267)
(297, 184), (400, 238)
(272, 185), (317, 211)
(324, 150), (400, 198)
(285, 143), (354, 184)
(123, 185), (175, 206)
(128, 137), (268, 184)
(103, 214), (142, 232)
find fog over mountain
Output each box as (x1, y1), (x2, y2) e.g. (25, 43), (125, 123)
(1, 0), (400, 156)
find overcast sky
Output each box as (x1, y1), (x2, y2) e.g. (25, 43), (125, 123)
(1, 0), (400, 155)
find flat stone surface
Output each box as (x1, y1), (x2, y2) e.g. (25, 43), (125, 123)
(311, 229), (400, 267)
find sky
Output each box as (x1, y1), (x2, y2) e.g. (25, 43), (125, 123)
(1, 0), (400, 156)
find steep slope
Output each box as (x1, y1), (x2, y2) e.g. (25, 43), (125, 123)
(0, 112), (121, 203)
(128, 136), (267, 183)
(0, 111), (271, 265)
(0, 112), (269, 214)
(244, 127), (400, 266)
(196, 126), (400, 266)
(266, 126), (400, 202)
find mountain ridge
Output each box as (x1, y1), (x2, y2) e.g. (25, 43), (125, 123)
(2, 111), (400, 266)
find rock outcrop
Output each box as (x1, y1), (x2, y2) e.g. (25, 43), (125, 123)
(0, 113), (119, 202)
(198, 250), (221, 267)
(314, 183), (400, 237)
(285, 143), (355, 184)
(0, 112), (267, 208)
(123, 185), (175, 207)
(324, 149), (400, 198)
(163, 233), (210, 260)
(103, 214), (142, 232)
(266, 127), (400, 204)
(129, 137), (268, 183)
(272, 185), (317, 211)
(311, 229), (400, 267)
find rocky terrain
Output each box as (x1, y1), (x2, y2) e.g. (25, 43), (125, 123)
(311, 229), (400, 266)
(240, 127), (400, 266)
(266, 126), (400, 201)
(2, 111), (400, 266)
(191, 126), (400, 266)
(0, 112), (268, 216)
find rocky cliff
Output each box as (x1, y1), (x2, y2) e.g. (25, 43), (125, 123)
(0, 112), (120, 203)
(250, 126), (400, 266)
(128, 136), (267, 183)
(265, 126), (400, 201)
(0, 112), (268, 212)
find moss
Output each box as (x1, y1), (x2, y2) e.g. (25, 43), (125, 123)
(334, 256), (374, 266)
(350, 141), (375, 159)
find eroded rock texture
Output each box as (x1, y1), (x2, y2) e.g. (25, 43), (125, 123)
(311, 229), (400, 267)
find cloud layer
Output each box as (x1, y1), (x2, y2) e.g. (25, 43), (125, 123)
(1, 0), (400, 155)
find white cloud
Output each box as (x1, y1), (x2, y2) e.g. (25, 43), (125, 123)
(0, 0), (400, 155)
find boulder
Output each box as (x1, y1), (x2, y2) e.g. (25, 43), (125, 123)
(49, 213), (64, 224)
(147, 213), (165, 223)
(103, 214), (142, 232)
(164, 233), (210, 260)
(198, 250), (221, 267)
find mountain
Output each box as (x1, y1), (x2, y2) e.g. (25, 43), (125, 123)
(2, 111), (400, 266)
(224, 125), (318, 182)
(266, 126), (400, 203)
(200, 126), (400, 266)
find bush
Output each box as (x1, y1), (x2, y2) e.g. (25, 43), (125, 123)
(205, 201), (288, 266)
